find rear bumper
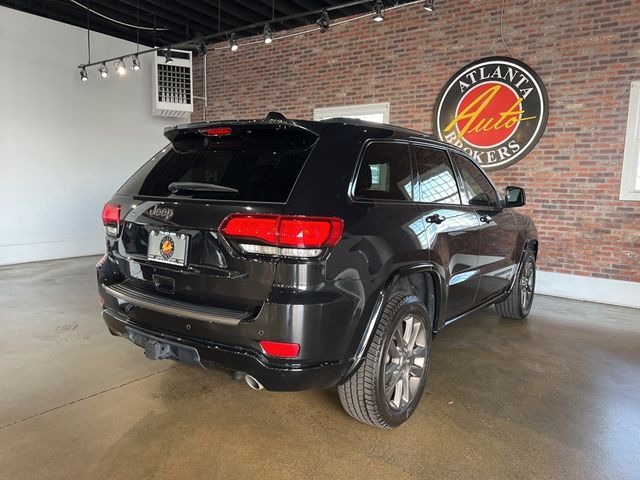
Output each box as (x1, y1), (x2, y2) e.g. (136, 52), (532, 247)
(102, 307), (351, 391)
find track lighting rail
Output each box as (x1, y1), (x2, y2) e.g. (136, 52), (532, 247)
(78, 0), (401, 68)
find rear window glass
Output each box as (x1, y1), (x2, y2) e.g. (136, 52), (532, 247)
(354, 142), (412, 201)
(118, 127), (317, 202)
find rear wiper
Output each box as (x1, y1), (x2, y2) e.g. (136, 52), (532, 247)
(168, 182), (239, 194)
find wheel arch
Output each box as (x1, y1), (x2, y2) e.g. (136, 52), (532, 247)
(505, 239), (539, 296)
(386, 264), (442, 335)
(344, 263), (443, 379)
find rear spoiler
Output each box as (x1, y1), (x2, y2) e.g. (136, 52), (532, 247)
(164, 112), (323, 143)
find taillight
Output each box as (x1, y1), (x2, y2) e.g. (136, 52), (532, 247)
(221, 215), (278, 244)
(219, 214), (343, 258)
(278, 217), (343, 248)
(102, 203), (121, 237)
(259, 340), (300, 358)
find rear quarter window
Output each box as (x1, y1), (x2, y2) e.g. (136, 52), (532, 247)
(118, 127), (317, 202)
(353, 142), (412, 201)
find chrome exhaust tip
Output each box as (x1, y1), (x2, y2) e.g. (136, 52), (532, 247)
(244, 375), (264, 390)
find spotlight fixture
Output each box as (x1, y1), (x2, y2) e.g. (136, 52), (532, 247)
(98, 62), (108, 78)
(80, 67), (88, 82)
(115, 58), (126, 75)
(164, 48), (173, 63)
(131, 54), (141, 71)
(316, 10), (330, 33)
(423, 0), (434, 12)
(373, 1), (385, 22)
(263, 23), (273, 44)
(230, 33), (239, 51)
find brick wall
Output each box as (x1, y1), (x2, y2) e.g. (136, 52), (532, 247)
(192, 0), (640, 283)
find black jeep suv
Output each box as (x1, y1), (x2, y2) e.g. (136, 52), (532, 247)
(97, 113), (538, 428)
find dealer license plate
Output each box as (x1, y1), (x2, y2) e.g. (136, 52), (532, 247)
(147, 230), (189, 266)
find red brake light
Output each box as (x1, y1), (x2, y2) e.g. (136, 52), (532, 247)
(102, 203), (121, 237)
(220, 215), (278, 244)
(278, 217), (343, 248)
(200, 127), (232, 136)
(219, 214), (344, 250)
(260, 340), (300, 358)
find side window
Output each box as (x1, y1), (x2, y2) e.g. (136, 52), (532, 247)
(354, 142), (412, 201)
(413, 146), (461, 204)
(452, 153), (499, 208)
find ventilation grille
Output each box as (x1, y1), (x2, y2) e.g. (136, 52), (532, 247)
(152, 49), (193, 117)
(157, 64), (191, 104)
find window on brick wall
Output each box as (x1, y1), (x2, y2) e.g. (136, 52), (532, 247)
(620, 81), (640, 201)
(313, 102), (390, 124)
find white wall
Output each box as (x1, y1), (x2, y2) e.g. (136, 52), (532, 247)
(0, 7), (183, 265)
(537, 272), (640, 310)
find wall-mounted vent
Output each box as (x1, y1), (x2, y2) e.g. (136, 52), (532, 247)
(152, 49), (193, 117)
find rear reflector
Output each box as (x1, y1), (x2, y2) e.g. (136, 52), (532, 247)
(102, 203), (121, 237)
(220, 214), (343, 252)
(259, 340), (300, 358)
(200, 127), (232, 136)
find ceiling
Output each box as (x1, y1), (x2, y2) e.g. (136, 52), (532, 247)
(0, 0), (412, 47)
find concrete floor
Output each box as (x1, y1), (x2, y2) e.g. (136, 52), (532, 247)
(1, 257), (639, 480)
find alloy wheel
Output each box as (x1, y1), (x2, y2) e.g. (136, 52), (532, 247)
(383, 314), (428, 411)
(520, 259), (535, 310)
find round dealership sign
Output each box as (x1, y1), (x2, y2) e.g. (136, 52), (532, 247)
(435, 56), (548, 171)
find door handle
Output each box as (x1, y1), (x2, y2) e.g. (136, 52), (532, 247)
(479, 214), (492, 224)
(425, 214), (446, 225)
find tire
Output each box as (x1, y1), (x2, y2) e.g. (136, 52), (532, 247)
(495, 250), (536, 319)
(338, 294), (433, 429)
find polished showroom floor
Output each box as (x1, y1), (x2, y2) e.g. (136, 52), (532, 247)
(1, 256), (639, 480)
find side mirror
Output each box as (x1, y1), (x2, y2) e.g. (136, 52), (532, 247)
(503, 186), (526, 208)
